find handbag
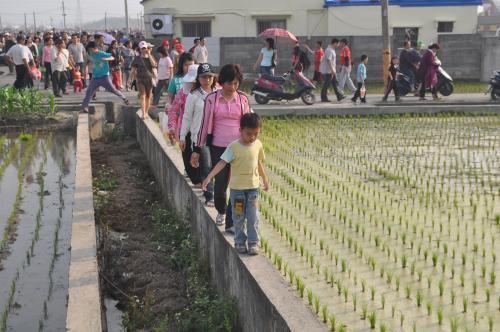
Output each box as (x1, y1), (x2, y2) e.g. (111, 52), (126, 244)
(271, 50), (277, 68)
(360, 84), (366, 98)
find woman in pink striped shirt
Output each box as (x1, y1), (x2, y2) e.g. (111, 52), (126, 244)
(191, 64), (252, 232)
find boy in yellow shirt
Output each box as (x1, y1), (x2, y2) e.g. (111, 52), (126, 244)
(202, 113), (269, 255)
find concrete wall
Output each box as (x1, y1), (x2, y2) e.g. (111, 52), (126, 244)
(481, 36), (500, 81)
(437, 34), (483, 80)
(142, 0), (477, 42)
(132, 111), (327, 332)
(66, 114), (103, 332)
(328, 6), (478, 44)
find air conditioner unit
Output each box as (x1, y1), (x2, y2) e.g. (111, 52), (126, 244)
(150, 15), (173, 35)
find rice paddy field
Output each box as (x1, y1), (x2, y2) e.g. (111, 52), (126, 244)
(0, 131), (76, 332)
(258, 114), (500, 332)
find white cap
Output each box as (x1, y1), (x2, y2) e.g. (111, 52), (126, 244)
(138, 40), (149, 49)
(183, 64), (200, 83)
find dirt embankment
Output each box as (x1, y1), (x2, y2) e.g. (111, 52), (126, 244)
(91, 138), (187, 329)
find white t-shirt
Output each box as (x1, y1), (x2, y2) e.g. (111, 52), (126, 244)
(260, 48), (274, 67)
(194, 45), (208, 63)
(6, 44), (31, 65)
(320, 46), (336, 74)
(157, 56), (173, 80)
(51, 48), (70, 72)
(68, 43), (86, 63)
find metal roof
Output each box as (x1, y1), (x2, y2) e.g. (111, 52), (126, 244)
(324, 0), (483, 7)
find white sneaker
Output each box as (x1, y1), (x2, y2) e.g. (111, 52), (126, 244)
(216, 213), (225, 226)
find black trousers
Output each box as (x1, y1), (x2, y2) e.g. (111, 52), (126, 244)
(419, 77), (438, 98)
(52, 70), (67, 95)
(43, 62), (52, 89)
(210, 145), (233, 229)
(384, 79), (399, 99)
(321, 73), (343, 101)
(14, 65), (33, 90)
(352, 82), (366, 101)
(182, 133), (203, 185)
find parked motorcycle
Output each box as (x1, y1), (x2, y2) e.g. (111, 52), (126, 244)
(398, 66), (454, 97)
(486, 70), (500, 100)
(251, 66), (316, 105)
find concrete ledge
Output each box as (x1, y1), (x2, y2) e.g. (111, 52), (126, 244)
(66, 114), (102, 332)
(134, 112), (327, 332)
(253, 103), (500, 117)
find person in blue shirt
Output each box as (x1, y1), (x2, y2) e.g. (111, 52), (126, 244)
(351, 54), (368, 103)
(81, 41), (129, 113)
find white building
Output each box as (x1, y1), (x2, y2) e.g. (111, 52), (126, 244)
(141, 0), (482, 44)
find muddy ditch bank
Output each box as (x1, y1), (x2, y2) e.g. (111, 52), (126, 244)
(91, 133), (239, 331)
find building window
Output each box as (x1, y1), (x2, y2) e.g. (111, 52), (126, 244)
(182, 21), (211, 37)
(438, 22), (454, 33)
(257, 19), (286, 35)
(393, 27), (419, 47)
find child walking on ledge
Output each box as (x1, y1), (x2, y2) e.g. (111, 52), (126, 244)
(202, 113), (269, 255)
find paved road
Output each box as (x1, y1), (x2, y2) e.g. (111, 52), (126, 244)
(0, 71), (496, 111)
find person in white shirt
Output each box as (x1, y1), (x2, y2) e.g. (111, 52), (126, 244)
(152, 47), (174, 106)
(180, 63), (218, 206)
(5, 35), (33, 89)
(51, 39), (71, 97)
(193, 37), (208, 64)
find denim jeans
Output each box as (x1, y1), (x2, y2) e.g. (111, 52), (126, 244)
(152, 79), (170, 106)
(230, 188), (260, 246)
(260, 66), (273, 76)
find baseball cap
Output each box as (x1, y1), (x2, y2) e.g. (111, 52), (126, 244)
(197, 63), (215, 77)
(3, 32), (10, 37)
(173, 38), (180, 45)
(162, 39), (169, 46)
(183, 64), (200, 83)
(139, 40), (148, 49)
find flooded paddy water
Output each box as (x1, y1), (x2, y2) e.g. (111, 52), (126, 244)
(258, 115), (500, 332)
(0, 131), (76, 332)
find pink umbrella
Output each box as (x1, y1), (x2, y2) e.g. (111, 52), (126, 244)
(258, 28), (298, 43)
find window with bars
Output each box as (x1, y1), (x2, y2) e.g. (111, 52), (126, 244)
(393, 27), (419, 47)
(257, 19), (287, 35)
(438, 21), (454, 33)
(182, 21), (211, 37)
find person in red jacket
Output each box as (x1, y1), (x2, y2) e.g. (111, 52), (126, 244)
(338, 38), (357, 95)
(417, 43), (441, 101)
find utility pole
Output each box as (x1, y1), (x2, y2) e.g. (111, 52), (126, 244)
(33, 11), (37, 33)
(24, 13), (28, 33)
(381, 0), (391, 88)
(62, 0), (67, 29)
(124, 0), (129, 35)
(50, 16), (54, 30)
(76, 0), (83, 32)
(0, 14), (3, 31)
(105, 12), (107, 31)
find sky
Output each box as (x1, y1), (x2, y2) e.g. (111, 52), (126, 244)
(0, 0), (143, 28)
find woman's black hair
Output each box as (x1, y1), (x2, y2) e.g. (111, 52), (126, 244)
(192, 74), (217, 92)
(429, 43), (440, 50)
(391, 56), (399, 64)
(218, 64), (243, 85)
(240, 113), (262, 129)
(86, 41), (97, 50)
(175, 52), (194, 77)
(265, 38), (274, 50)
(44, 36), (52, 43)
(157, 46), (168, 57)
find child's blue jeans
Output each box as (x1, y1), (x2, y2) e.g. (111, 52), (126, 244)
(230, 188), (260, 246)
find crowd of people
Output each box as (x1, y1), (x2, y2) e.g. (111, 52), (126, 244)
(254, 37), (445, 102)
